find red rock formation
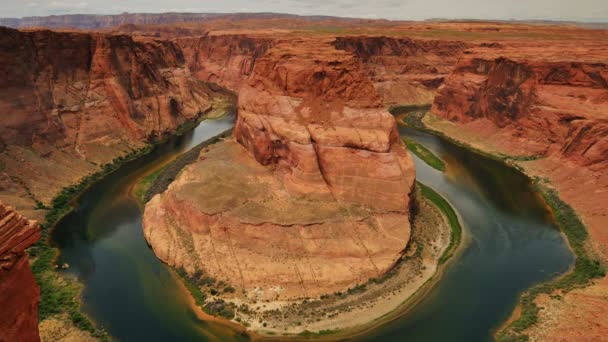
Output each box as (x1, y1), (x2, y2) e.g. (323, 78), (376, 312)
(235, 37), (415, 212)
(429, 42), (608, 341)
(176, 34), (273, 89)
(433, 50), (608, 167)
(143, 36), (416, 300)
(333, 36), (469, 105)
(0, 26), (215, 208)
(0, 203), (41, 342)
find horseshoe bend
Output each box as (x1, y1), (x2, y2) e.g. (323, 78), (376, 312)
(0, 9), (607, 342)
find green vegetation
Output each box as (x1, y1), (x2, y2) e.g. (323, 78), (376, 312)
(498, 179), (605, 341)
(133, 168), (165, 204)
(175, 267), (239, 320)
(402, 137), (446, 171)
(297, 329), (340, 337)
(417, 182), (462, 265)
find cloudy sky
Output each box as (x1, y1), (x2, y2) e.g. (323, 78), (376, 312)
(1, 0), (607, 22)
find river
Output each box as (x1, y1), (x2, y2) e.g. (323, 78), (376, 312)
(51, 112), (573, 341)
(358, 124), (573, 341)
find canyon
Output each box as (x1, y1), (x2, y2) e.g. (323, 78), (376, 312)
(0, 14), (606, 341)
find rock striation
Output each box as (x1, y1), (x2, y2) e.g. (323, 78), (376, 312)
(0, 203), (41, 342)
(143, 37), (416, 300)
(0, 26), (215, 215)
(333, 36), (469, 105)
(432, 46), (608, 167)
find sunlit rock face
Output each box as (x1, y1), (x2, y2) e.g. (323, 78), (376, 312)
(143, 36), (416, 300)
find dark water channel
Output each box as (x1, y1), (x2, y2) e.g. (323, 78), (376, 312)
(358, 125), (572, 341)
(52, 113), (572, 342)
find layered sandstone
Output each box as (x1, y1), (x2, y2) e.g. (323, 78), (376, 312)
(0, 203), (41, 342)
(333, 36), (469, 105)
(143, 37), (416, 300)
(0, 27), (216, 217)
(433, 45), (608, 167)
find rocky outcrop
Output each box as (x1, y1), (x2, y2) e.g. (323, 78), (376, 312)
(0, 203), (41, 342)
(143, 37), (416, 300)
(0, 26), (215, 211)
(235, 37), (415, 211)
(432, 52), (608, 167)
(176, 34), (273, 90)
(333, 36), (469, 105)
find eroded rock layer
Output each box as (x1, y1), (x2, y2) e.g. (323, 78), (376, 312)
(432, 46), (608, 167)
(333, 36), (469, 105)
(144, 141), (412, 299)
(0, 203), (41, 342)
(144, 37), (416, 299)
(0, 27), (215, 217)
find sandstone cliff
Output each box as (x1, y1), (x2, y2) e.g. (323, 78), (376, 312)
(333, 36), (469, 105)
(0, 203), (41, 342)
(433, 48), (608, 167)
(0, 27), (216, 217)
(143, 36), (416, 300)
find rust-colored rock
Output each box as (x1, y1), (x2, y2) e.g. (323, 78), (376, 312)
(0, 26), (215, 210)
(235, 37), (415, 212)
(432, 47), (608, 167)
(333, 36), (469, 106)
(143, 36), (416, 300)
(0, 203), (41, 342)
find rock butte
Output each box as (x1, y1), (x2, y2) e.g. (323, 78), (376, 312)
(0, 16), (606, 339)
(143, 37), (417, 299)
(0, 202), (41, 342)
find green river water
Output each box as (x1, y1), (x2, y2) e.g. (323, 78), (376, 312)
(52, 112), (572, 341)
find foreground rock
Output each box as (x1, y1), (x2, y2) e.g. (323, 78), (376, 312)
(0, 203), (41, 342)
(144, 140), (412, 299)
(143, 37), (416, 301)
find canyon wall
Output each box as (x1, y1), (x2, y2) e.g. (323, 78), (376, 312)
(0, 203), (41, 342)
(433, 50), (608, 167)
(333, 36), (469, 105)
(0, 27), (216, 218)
(176, 34), (274, 90)
(235, 37), (415, 211)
